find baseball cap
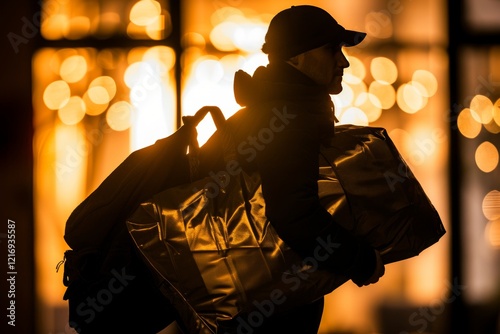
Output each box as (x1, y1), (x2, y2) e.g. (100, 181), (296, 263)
(262, 5), (366, 60)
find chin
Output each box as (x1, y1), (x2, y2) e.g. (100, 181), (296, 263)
(328, 85), (343, 95)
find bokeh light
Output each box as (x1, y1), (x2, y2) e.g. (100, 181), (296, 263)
(493, 98), (500, 126)
(88, 76), (117, 104)
(43, 80), (71, 110)
(368, 81), (396, 109)
(458, 108), (482, 138)
(470, 94), (494, 124)
(483, 190), (500, 221)
(486, 220), (500, 248)
(106, 101), (133, 131)
(344, 56), (366, 84)
(475, 141), (499, 173)
(397, 83), (427, 114)
(370, 57), (398, 84)
(60, 55), (88, 83)
(58, 96), (86, 125)
(412, 69), (438, 97)
(130, 0), (161, 26)
(339, 107), (369, 125)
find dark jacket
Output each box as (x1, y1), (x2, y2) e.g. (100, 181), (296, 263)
(202, 61), (376, 286)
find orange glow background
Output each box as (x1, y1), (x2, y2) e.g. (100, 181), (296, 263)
(1, 0), (500, 333)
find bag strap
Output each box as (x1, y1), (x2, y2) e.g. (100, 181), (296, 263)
(182, 106), (227, 181)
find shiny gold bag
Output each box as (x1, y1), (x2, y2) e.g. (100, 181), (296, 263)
(126, 107), (445, 333)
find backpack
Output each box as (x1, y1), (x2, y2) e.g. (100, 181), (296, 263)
(59, 121), (197, 333)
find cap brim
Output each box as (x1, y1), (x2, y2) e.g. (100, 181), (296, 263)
(339, 29), (366, 47)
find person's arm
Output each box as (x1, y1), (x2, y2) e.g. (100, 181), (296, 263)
(255, 106), (382, 286)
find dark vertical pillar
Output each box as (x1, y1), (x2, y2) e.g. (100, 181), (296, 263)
(169, 0), (183, 129)
(0, 0), (36, 333)
(447, 0), (468, 333)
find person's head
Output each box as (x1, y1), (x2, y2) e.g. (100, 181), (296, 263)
(262, 5), (366, 94)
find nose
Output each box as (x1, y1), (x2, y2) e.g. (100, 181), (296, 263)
(338, 50), (349, 69)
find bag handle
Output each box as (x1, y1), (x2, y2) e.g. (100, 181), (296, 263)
(182, 106), (227, 181)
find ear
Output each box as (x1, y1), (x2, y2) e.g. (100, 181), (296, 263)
(287, 53), (305, 68)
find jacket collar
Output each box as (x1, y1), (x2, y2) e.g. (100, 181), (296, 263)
(234, 61), (333, 112)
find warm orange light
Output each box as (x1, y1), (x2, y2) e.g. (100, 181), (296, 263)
(339, 107), (369, 126)
(486, 219), (500, 248)
(470, 94), (494, 124)
(88, 76), (117, 104)
(60, 55), (87, 83)
(368, 81), (396, 109)
(344, 56), (366, 84)
(355, 92), (382, 123)
(458, 108), (482, 139)
(83, 91), (109, 116)
(412, 69), (438, 97)
(475, 141), (499, 173)
(130, 0), (162, 26)
(483, 190), (500, 221)
(494, 98), (500, 126)
(107, 101), (133, 131)
(370, 57), (398, 84)
(58, 96), (86, 125)
(397, 83), (427, 114)
(41, 15), (70, 40)
(43, 80), (71, 110)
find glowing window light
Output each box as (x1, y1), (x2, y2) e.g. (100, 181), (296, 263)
(97, 12), (121, 38)
(370, 57), (398, 84)
(457, 108), (482, 139)
(339, 107), (369, 126)
(494, 98), (500, 126)
(240, 53), (268, 75)
(344, 56), (365, 84)
(475, 141), (499, 173)
(145, 14), (165, 40)
(127, 57), (175, 151)
(348, 80), (368, 100)
(58, 96), (86, 125)
(83, 91), (109, 116)
(130, 0), (161, 26)
(220, 54), (246, 82)
(65, 16), (91, 40)
(88, 76), (117, 104)
(234, 23), (267, 53)
(195, 58), (224, 84)
(355, 92), (382, 123)
(412, 69), (438, 97)
(485, 220), (500, 248)
(397, 83), (427, 114)
(211, 6), (244, 26)
(334, 82), (354, 109)
(368, 81), (395, 109)
(43, 80), (71, 110)
(106, 101), (133, 131)
(60, 55), (87, 83)
(143, 46), (176, 72)
(41, 14), (70, 40)
(483, 190), (500, 221)
(470, 94), (494, 124)
(210, 21), (239, 52)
